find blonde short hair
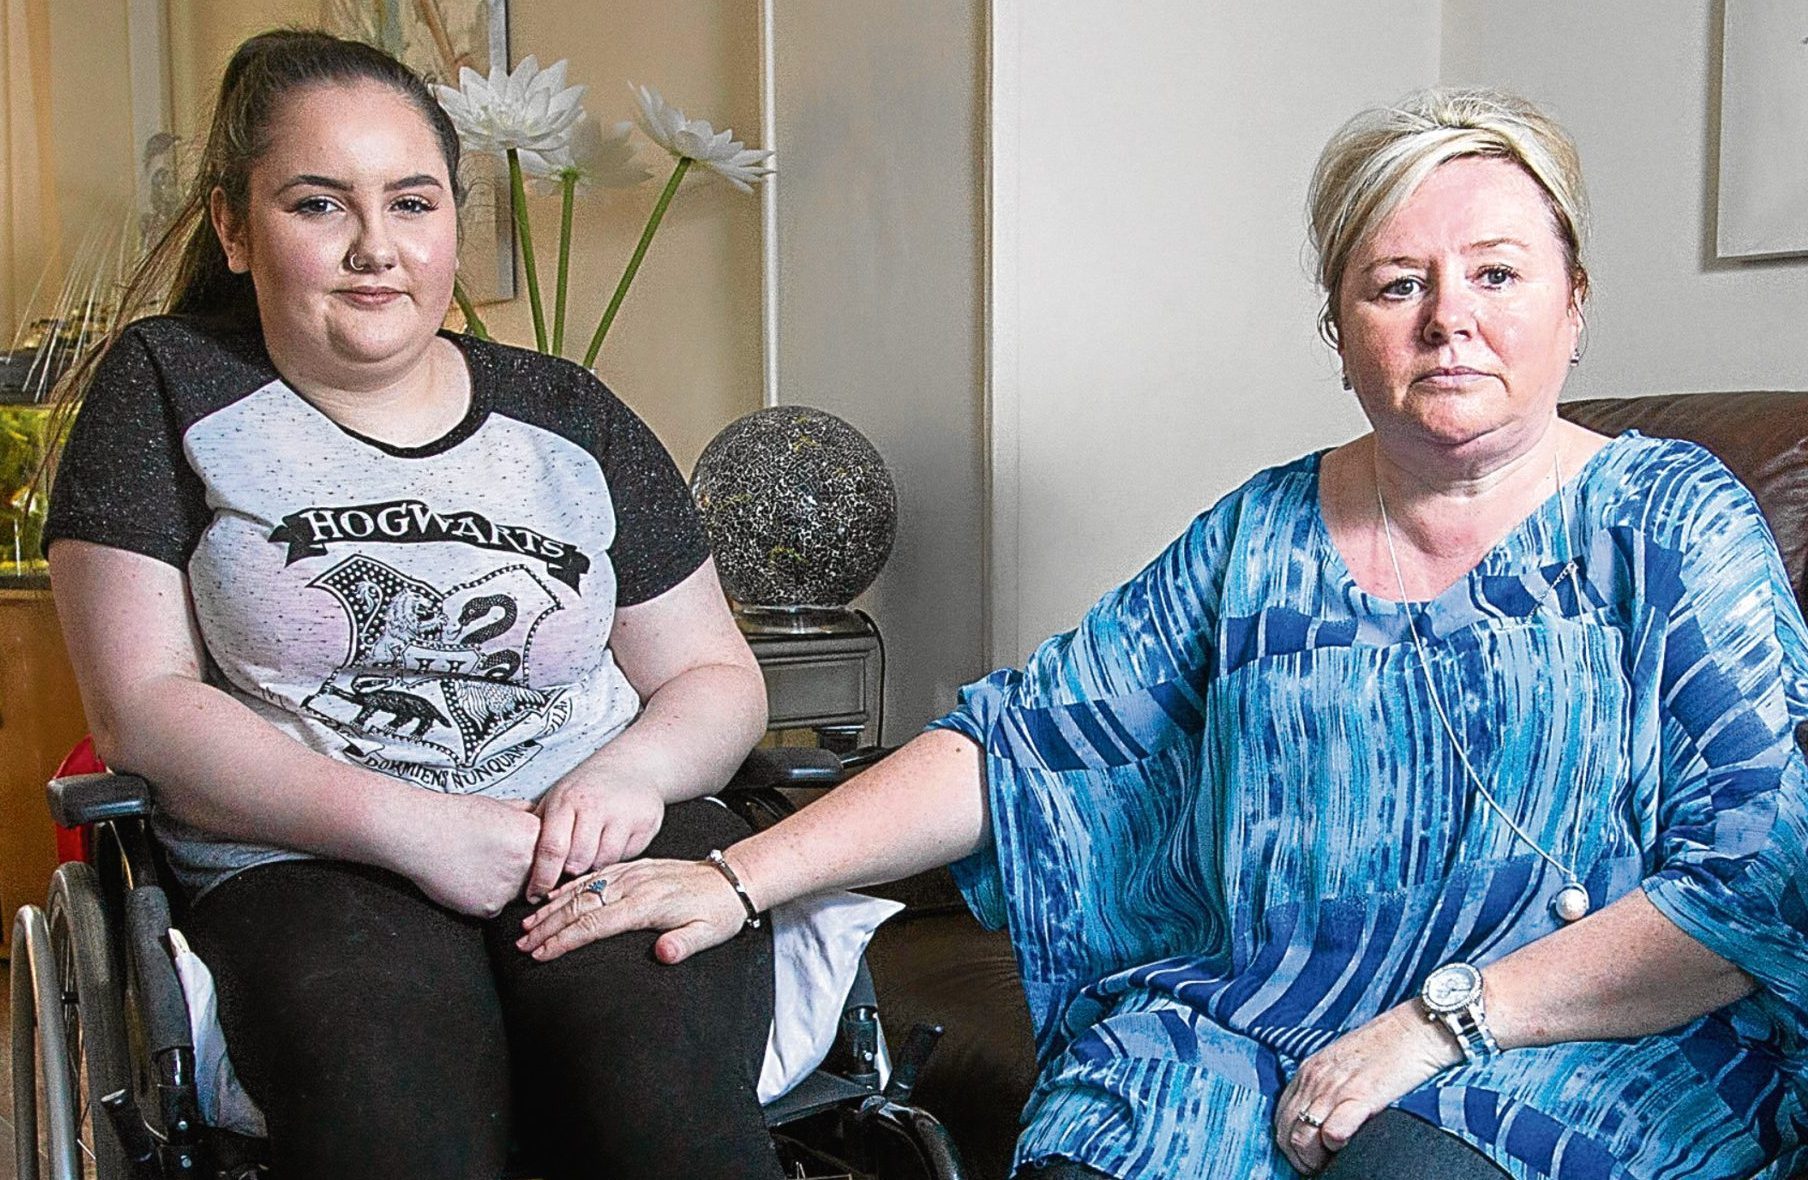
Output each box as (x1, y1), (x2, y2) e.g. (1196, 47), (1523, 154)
(1307, 88), (1589, 348)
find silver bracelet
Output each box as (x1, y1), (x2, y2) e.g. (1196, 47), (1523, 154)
(705, 849), (763, 931)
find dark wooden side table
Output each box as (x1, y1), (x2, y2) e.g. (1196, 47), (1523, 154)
(736, 608), (882, 752)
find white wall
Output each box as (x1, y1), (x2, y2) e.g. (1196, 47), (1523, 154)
(1440, 1), (1808, 401)
(772, 1), (988, 736)
(990, 1), (1439, 662)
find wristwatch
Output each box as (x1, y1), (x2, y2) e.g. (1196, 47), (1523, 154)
(1419, 962), (1499, 1064)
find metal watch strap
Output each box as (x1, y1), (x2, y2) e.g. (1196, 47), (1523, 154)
(1439, 1003), (1501, 1064)
(705, 849), (763, 930)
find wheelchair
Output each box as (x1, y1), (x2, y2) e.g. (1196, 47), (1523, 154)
(11, 742), (967, 1180)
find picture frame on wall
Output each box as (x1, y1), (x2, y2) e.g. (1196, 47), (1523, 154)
(1716, 0), (1808, 260)
(323, 0), (517, 300)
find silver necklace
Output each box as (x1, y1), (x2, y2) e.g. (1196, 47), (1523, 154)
(1375, 451), (1591, 924)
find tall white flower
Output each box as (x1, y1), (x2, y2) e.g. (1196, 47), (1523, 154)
(434, 56), (586, 155)
(630, 84), (774, 192)
(519, 115), (651, 194)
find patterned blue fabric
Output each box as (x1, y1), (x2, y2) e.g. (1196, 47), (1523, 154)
(935, 434), (1808, 1179)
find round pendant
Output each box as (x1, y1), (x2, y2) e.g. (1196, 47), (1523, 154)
(1552, 883), (1590, 923)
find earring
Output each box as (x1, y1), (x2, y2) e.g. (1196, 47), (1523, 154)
(1570, 348), (1581, 366)
(1341, 372), (1353, 390)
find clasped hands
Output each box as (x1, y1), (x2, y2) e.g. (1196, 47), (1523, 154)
(400, 771), (668, 919)
(1272, 1003), (1464, 1174)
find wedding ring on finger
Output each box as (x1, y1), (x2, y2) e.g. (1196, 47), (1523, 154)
(583, 877), (610, 905)
(1295, 1110), (1325, 1130)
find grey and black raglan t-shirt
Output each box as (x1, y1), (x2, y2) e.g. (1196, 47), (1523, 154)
(45, 315), (709, 893)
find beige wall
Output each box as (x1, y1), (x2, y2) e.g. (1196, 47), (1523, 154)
(167, 0), (302, 140)
(771, 0), (988, 735)
(1440, 1), (1808, 400)
(2, 0), (57, 339)
(46, 0), (133, 229)
(495, 0), (764, 469)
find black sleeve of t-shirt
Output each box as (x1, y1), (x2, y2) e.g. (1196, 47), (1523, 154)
(467, 338), (710, 607)
(42, 322), (213, 567)
(593, 387), (712, 607)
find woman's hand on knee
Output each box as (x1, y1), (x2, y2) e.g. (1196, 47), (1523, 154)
(517, 857), (746, 964)
(526, 775), (666, 900)
(1272, 1002), (1460, 1173)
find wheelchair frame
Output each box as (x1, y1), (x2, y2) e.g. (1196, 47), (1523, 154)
(12, 745), (967, 1180)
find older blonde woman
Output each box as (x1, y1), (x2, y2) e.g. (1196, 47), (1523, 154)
(522, 90), (1808, 1179)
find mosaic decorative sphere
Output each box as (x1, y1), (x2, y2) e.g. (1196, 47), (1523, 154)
(690, 406), (897, 609)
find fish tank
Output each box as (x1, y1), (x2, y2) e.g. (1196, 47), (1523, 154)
(0, 392), (56, 577)
(0, 318), (86, 579)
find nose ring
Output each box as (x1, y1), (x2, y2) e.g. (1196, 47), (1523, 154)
(348, 249), (389, 273)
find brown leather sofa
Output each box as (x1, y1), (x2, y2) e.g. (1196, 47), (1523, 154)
(863, 390), (1808, 1180)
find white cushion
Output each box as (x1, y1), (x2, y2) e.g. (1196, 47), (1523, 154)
(759, 890), (903, 1102)
(166, 928), (268, 1137)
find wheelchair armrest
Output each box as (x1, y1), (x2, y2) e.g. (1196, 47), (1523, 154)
(724, 746), (849, 792)
(720, 746), (893, 830)
(47, 771), (153, 828)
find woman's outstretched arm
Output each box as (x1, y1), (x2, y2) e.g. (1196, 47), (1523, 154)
(518, 726), (989, 962)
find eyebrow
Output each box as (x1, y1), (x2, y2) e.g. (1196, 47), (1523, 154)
(1361, 238), (1534, 272)
(275, 173), (445, 194)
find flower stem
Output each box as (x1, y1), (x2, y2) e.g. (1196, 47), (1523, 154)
(507, 147), (548, 352)
(452, 279), (490, 340)
(552, 172), (576, 356)
(583, 156), (692, 367)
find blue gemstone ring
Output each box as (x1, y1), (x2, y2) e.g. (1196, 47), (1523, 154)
(583, 878), (609, 904)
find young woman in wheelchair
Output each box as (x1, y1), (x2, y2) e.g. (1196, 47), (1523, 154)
(44, 30), (784, 1180)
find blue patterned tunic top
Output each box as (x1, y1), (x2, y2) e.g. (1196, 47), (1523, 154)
(935, 434), (1808, 1179)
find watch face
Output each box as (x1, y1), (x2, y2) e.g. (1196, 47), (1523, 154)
(1423, 963), (1482, 1013)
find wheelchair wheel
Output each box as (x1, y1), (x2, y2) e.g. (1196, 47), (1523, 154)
(861, 1103), (966, 1180)
(774, 1101), (967, 1180)
(13, 905), (77, 1180)
(45, 861), (134, 1179)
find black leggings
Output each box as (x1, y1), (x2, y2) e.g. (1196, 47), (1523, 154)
(184, 799), (783, 1180)
(1018, 1109), (1510, 1179)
